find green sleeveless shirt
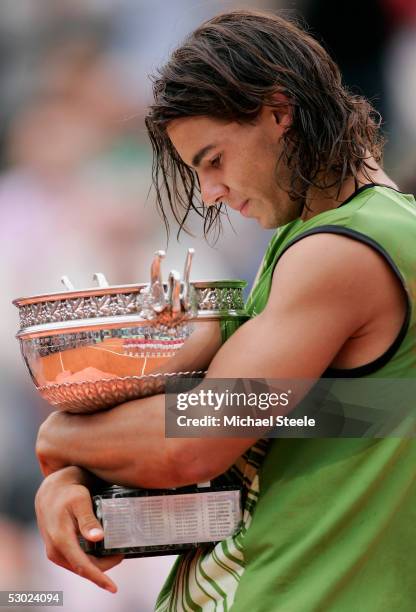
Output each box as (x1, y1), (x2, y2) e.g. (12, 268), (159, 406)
(156, 185), (416, 611)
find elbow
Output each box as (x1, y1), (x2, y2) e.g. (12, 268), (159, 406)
(167, 441), (226, 486)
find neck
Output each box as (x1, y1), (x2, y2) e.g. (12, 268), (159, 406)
(301, 159), (398, 222)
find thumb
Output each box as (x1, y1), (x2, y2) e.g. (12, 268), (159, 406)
(70, 494), (104, 542)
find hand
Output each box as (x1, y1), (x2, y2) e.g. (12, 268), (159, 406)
(35, 466), (123, 592)
(36, 411), (73, 476)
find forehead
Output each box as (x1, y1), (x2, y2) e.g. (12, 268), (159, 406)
(167, 116), (228, 140)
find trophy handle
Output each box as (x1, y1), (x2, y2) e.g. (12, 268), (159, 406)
(150, 250), (166, 313)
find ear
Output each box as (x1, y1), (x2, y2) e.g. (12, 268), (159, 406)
(270, 92), (292, 129)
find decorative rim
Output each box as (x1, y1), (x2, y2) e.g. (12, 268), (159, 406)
(16, 311), (248, 339)
(37, 370), (206, 392)
(37, 370), (207, 412)
(15, 282), (248, 332)
(13, 280), (247, 306)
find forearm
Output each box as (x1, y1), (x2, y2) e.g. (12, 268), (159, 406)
(38, 395), (201, 488)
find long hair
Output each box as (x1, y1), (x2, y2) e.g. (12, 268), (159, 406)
(145, 9), (384, 239)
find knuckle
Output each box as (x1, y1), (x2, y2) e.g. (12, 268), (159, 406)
(46, 546), (58, 563)
(36, 415), (57, 456)
(78, 514), (98, 530)
(70, 489), (93, 512)
(51, 533), (67, 550)
(71, 488), (89, 503)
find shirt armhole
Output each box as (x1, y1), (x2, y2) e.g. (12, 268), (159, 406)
(275, 225), (412, 378)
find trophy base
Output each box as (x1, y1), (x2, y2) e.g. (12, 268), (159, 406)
(80, 539), (202, 559)
(81, 484), (242, 558)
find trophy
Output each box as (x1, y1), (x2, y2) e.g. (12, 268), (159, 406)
(14, 250), (248, 557)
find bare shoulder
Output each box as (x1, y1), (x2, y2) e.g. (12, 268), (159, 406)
(207, 231), (406, 380)
(265, 231), (406, 333)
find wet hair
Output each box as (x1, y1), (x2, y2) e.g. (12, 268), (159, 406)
(145, 9), (384, 239)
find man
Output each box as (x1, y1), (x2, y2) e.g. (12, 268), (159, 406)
(35, 10), (416, 611)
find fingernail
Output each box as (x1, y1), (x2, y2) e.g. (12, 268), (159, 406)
(105, 584), (116, 594)
(88, 528), (103, 538)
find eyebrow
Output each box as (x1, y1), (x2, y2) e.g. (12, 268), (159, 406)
(191, 144), (217, 168)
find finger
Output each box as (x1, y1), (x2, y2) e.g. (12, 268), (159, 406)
(45, 547), (122, 585)
(70, 492), (104, 542)
(47, 548), (81, 575)
(46, 532), (124, 592)
(58, 530), (119, 593)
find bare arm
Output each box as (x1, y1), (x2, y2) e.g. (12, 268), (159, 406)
(150, 319), (222, 374)
(36, 233), (400, 486)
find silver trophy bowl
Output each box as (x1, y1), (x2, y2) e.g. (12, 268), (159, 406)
(14, 250), (248, 413)
(14, 249), (247, 557)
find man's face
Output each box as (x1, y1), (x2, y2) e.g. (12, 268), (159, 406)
(167, 106), (303, 229)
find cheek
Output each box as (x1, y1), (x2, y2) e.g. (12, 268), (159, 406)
(252, 147), (278, 180)
(237, 155), (267, 187)
(227, 158), (253, 191)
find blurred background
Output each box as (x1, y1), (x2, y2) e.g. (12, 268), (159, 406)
(0, 0), (415, 610)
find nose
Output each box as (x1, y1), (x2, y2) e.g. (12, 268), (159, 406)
(200, 177), (229, 207)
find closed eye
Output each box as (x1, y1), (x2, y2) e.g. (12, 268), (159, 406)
(210, 154), (222, 168)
